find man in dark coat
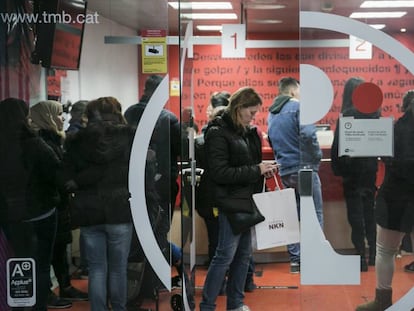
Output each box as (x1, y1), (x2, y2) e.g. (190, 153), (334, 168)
(124, 75), (181, 225)
(124, 75), (181, 301)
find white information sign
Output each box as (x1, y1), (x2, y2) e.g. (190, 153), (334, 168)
(349, 35), (372, 59)
(338, 117), (393, 157)
(221, 24), (246, 58)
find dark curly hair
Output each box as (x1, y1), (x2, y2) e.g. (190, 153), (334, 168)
(402, 90), (414, 113)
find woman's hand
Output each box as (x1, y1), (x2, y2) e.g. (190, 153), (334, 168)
(259, 162), (279, 178)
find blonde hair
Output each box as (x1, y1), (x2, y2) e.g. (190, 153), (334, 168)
(30, 100), (65, 138)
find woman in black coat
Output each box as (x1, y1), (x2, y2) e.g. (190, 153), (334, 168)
(62, 96), (134, 311)
(30, 100), (88, 307)
(199, 87), (278, 311)
(356, 90), (414, 310)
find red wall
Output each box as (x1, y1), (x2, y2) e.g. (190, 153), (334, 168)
(136, 37), (414, 206)
(139, 34), (414, 134)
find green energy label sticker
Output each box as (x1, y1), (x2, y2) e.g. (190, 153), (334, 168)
(7, 258), (36, 307)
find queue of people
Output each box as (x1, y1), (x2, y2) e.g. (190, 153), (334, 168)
(1, 75), (414, 311)
(0, 74), (182, 310)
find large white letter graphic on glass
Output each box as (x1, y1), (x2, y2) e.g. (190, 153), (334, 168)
(300, 11), (414, 297)
(300, 63), (360, 284)
(129, 75), (171, 291)
(300, 64), (333, 126)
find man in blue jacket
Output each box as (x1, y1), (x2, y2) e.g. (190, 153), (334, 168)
(267, 77), (324, 273)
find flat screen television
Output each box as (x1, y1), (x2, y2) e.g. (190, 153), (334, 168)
(32, 0), (87, 70)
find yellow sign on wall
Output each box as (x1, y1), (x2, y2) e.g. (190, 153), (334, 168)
(141, 29), (167, 73)
(170, 78), (180, 97)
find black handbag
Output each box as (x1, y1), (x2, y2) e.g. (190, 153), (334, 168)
(224, 198), (265, 235)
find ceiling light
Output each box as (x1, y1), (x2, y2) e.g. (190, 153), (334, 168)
(401, 28), (407, 32)
(350, 11), (407, 18)
(181, 13), (237, 20)
(251, 19), (282, 24)
(168, 2), (233, 10)
(245, 4), (286, 9)
(369, 24), (386, 29)
(196, 25), (223, 31)
(361, 1), (414, 8)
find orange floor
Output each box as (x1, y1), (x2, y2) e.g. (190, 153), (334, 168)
(67, 255), (414, 311)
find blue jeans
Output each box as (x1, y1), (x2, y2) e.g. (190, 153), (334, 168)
(79, 230), (88, 271)
(342, 174), (377, 254)
(282, 172), (324, 263)
(82, 223), (132, 311)
(200, 213), (252, 311)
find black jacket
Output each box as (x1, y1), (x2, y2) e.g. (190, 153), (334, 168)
(124, 101), (181, 202)
(376, 110), (414, 231)
(38, 129), (72, 243)
(204, 111), (263, 217)
(0, 130), (60, 223)
(62, 121), (135, 226)
(379, 111), (414, 204)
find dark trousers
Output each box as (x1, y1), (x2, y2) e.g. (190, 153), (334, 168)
(4, 210), (57, 311)
(0, 227), (11, 311)
(202, 216), (219, 263)
(343, 175), (377, 256)
(246, 257), (255, 282)
(51, 240), (71, 290)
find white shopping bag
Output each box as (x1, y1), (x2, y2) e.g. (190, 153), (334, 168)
(252, 177), (300, 250)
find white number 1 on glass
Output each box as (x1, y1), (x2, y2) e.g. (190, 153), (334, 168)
(222, 24), (246, 58)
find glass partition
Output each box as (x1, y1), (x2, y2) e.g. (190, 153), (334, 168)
(1, 0), (175, 310)
(179, 1), (197, 309)
(3, 0), (414, 310)
(299, 0), (414, 304)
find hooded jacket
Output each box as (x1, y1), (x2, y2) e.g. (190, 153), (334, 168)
(267, 95), (322, 176)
